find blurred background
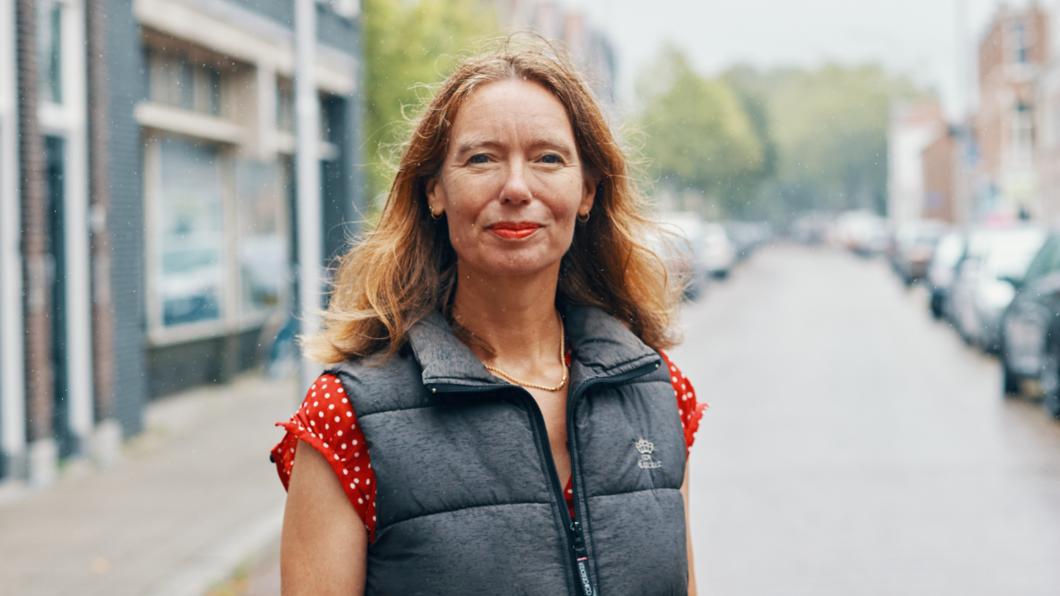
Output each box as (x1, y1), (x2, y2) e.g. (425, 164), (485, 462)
(2, 0), (1060, 594)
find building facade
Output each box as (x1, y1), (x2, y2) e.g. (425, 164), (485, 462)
(975, 4), (1048, 220)
(0, 0), (364, 485)
(887, 100), (946, 223)
(496, 0), (618, 112)
(920, 126), (964, 224)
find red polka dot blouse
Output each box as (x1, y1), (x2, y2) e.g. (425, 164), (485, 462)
(272, 350), (706, 542)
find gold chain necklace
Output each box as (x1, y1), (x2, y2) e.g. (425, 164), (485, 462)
(484, 325), (568, 392)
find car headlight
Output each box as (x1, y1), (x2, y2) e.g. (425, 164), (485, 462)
(978, 279), (1016, 312)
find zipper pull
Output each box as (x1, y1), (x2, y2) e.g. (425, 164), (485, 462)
(570, 521), (588, 556)
(570, 521), (595, 595)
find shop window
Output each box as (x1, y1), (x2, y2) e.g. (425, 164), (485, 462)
(236, 161), (289, 315)
(1013, 21), (1028, 64)
(320, 95), (332, 143)
(37, 0), (63, 104)
(155, 137), (224, 328)
(147, 134), (294, 340)
(277, 78), (294, 133)
(1012, 103), (1034, 166)
(148, 49), (224, 117)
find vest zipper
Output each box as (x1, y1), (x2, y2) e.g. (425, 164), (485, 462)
(426, 383), (581, 591)
(517, 389), (588, 595)
(570, 520), (594, 596)
(426, 357), (661, 596)
(564, 359), (661, 596)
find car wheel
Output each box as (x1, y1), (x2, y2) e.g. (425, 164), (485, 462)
(930, 292), (944, 320)
(1041, 343), (1060, 419)
(1002, 358), (1021, 397)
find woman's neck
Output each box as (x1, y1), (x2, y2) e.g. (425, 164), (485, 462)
(450, 261), (563, 370)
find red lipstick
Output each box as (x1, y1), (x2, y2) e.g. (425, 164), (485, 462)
(489, 222), (542, 240)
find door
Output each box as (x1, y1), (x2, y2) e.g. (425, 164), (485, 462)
(45, 135), (73, 457)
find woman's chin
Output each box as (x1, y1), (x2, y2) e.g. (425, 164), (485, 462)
(465, 254), (563, 280)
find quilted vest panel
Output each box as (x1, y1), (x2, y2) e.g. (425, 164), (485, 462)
(328, 307), (688, 595)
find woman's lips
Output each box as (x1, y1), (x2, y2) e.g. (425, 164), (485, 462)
(489, 222), (542, 240)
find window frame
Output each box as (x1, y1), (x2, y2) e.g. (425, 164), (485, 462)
(144, 130), (290, 346)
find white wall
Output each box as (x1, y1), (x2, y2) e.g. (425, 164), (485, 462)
(0, 0), (26, 469)
(888, 106), (945, 223)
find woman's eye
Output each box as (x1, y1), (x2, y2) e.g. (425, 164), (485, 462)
(541, 154), (562, 164)
(469, 154), (489, 164)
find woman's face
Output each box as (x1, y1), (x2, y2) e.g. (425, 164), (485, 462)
(426, 78), (596, 279)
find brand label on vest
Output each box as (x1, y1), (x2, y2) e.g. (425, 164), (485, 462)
(635, 438), (662, 469)
(577, 559), (595, 595)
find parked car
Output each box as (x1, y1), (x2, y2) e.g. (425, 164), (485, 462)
(891, 220), (947, 286)
(791, 213), (832, 245)
(926, 231), (965, 319)
(1000, 232), (1060, 418)
(948, 226), (1045, 352)
(833, 210), (888, 256)
(654, 212), (706, 299)
(724, 221), (762, 261)
(699, 223), (736, 278)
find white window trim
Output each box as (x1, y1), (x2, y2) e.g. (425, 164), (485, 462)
(136, 102), (245, 146)
(135, 0), (356, 95)
(0, 0), (26, 462)
(35, 0), (95, 443)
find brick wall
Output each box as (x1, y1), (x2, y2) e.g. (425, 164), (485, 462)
(16, 0), (53, 443)
(87, 0), (116, 422)
(922, 130), (957, 223)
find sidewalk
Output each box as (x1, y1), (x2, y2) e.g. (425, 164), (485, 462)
(0, 373), (298, 596)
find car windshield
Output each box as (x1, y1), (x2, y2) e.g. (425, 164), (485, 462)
(981, 229), (1046, 280)
(933, 233), (964, 267)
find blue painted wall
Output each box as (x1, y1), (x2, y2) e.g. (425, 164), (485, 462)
(104, 0), (148, 435)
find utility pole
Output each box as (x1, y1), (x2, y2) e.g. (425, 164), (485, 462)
(295, 0), (323, 390)
(955, 0), (974, 226)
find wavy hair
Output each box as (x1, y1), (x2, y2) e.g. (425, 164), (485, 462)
(303, 37), (683, 364)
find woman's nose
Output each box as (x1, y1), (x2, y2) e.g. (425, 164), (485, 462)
(499, 160), (533, 205)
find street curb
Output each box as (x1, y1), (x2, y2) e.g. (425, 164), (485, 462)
(149, 504), (285, 596)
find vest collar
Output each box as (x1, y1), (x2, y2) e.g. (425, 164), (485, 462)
(408, 306), (662, 391)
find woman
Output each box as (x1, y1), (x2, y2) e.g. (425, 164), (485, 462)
(272, 40), (706, 595)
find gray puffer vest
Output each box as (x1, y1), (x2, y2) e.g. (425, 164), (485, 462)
(328, 306), (688, 595)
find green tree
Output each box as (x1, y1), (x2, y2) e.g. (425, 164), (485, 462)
(636, 46), (764, 217)
(362, 0), (498, 204)
(724, 63), (921, 218)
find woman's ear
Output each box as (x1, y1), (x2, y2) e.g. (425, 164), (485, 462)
(425, 175), (443, 213)
(580, 170), (600, 215)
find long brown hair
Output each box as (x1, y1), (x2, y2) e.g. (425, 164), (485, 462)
(303, 37), (683, 364)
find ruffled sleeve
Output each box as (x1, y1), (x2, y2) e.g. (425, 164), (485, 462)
(271, 373), (379, 541)
(660, 351), (708, 456)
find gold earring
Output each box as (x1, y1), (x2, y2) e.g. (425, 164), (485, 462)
(577, 211), (590, 223)
(430, 207), (443, 221)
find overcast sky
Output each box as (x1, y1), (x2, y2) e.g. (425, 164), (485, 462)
(561, 0), (1045, 120)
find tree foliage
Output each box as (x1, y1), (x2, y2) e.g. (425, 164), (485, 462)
(362, 0), (498, 203)
(753, 64), (919, 216)
(637, 47), (764, 215)
(637, 47), (923, 220)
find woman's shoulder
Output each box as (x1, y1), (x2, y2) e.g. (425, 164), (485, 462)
(322, 348), (426, 417)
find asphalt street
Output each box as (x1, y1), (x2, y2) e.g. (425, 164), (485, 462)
(673, 244), (1060, 596)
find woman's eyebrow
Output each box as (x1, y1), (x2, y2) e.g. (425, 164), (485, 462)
(529, 138), (575, 155)
(453, 139), (501, 156)
(453, 137), (576, 157)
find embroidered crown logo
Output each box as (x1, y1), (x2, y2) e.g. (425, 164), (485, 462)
(636, 439), (662, 469)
